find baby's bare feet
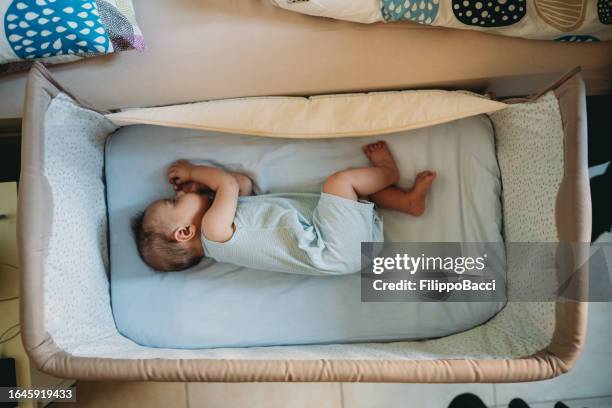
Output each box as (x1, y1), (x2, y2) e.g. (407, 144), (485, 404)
(362, 141), (400, 185)
(402, 171), (436, 216)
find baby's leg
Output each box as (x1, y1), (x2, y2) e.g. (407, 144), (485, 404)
(322, 141), (399, 201)
(370, 171), (436, 216)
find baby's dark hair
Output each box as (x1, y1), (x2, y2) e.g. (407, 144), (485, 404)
(131, 209), (203, 272)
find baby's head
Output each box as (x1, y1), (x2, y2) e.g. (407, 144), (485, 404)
(133, 191), (211, 272)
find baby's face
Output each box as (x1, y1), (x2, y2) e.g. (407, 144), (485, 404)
(148, 191), (211, 232)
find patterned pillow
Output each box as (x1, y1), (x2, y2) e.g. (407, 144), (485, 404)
(1, 0), (144, 73)
(95, 0), (144, 52)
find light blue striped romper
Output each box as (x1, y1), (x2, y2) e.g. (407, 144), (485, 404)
(201, 192), (383, 275)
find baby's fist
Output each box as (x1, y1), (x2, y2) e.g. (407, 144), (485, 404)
(167, 160), (193, 186)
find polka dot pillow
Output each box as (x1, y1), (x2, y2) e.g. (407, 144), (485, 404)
(380, 0), (612, 41)
(1, 0), (145, 73)
(274, 0), (612, 41)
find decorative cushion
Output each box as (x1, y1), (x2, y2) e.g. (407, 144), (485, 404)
(271, 0), (612, 41)
(1, 0), (144, 73)
(96, 0), (144, 51)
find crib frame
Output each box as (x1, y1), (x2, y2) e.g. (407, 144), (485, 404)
(18, 63), (590, 382)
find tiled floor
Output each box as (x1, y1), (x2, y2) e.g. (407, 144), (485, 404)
(520, 398), (612, 408)
(187, 383), (342, 408)
(340, 383), (495, 408)
(495, 397), (612, 408)
(51, 381), (187, 408)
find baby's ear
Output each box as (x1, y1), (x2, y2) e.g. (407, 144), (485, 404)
(174, 224), (197, 242)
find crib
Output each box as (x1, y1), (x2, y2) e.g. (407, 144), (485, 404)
(18, 63), (590, 382)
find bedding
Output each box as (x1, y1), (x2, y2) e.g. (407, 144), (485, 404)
(270, 0), (612, 41)
(106, 114), (505, 349)
(19, 64), (589, 382)
(1, 0), (144, 73)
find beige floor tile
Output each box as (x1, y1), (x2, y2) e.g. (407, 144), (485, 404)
(526, 396), (612, 408)
(495, 303), (612, 405)
(50, 381), (187, 408)
(341, 383), (495, 408)
(187, 382), (342, 408)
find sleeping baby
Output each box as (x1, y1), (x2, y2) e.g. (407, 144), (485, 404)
(133, 141), (436, 274)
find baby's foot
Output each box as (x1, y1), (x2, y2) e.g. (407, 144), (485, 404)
(362, 141), (400, 185)
(402, 171), (436, 216)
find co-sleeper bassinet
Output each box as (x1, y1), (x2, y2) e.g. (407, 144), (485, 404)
(18, 63), (590, 382)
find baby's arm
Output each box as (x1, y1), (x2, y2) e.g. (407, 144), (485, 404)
(168, 160), (239, 242)
(173, 173), (253, 196)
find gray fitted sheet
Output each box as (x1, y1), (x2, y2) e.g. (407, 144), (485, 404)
(106, 116), (505, 349)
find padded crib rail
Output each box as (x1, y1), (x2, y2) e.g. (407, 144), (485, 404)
(19, 63), (589, 382)
(19, 62), (68, 359)
(105, 90), (507, 138)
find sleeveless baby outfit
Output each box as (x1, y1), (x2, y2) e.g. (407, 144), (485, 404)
(201, 192), (383, 275)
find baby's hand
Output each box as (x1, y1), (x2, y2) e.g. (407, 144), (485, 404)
(167, 160), (194, 187)
(230, 172), (254, 196)
(174, 180), (205, 194)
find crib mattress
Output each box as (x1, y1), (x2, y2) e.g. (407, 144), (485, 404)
(106, 115), (505, 349)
